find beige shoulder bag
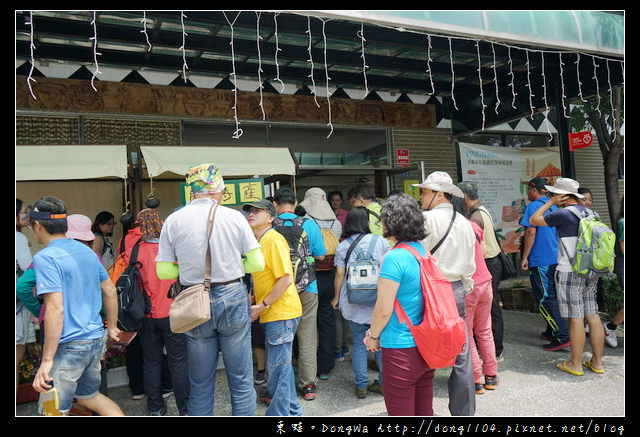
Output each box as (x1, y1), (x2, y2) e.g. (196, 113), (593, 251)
(169, 202), (218, 333)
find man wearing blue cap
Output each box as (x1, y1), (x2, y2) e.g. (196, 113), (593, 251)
(30, 196), (123, 416)
(520, 177), (570, 351)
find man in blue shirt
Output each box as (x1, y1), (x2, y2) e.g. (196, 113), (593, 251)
(272, 187), (326, 401)
(29, 196), (123, 416)
(520, 177), (570, 351)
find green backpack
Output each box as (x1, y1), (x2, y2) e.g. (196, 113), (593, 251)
(563, 206), (616, 278)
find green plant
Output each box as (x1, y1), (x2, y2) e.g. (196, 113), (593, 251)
(601, 276), (624, 320)
(19, 343), (41, 383)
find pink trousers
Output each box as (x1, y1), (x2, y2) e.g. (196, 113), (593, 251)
(381, 346), (435, 416)
(465, 280), (498, 382)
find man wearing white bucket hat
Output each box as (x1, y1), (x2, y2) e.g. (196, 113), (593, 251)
(413, 171), (477, 416)
(529, 177), (605, 377)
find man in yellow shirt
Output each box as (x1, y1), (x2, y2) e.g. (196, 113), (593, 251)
(244, 199), (303, 416)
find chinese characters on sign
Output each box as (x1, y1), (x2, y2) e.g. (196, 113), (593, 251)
(181, 178), (265, 206)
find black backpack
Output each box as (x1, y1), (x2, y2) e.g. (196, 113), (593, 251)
(115, 238), (151, 332)
(273, 216), (316, 292)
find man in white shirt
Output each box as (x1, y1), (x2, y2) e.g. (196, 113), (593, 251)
(156, 163), (265, 416)
(413, 171), (476, 416)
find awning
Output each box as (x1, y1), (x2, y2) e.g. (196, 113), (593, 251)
(15, 145), (128, 181)
(140, 146), (297, 178)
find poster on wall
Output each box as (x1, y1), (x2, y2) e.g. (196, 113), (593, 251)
(458, 142), (561, 254)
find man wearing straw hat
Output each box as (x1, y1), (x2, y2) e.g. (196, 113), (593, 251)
(156, 163), (265, 416)
(413, 171), (477, 416)
(529, 177), (605, 377)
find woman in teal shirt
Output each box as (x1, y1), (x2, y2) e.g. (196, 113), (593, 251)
(364, 193), (435, 416)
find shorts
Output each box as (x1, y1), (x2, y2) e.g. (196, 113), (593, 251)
(555, 270), (599, 319)
(39, 336), (105, 414)
(16, 304), (36, 345)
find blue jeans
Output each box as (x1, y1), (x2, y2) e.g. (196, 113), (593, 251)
(263, 318), (302, 416)
(42, 336), (104, 413)
(184, 281), (256, 416)
(348, 320), (382, 389)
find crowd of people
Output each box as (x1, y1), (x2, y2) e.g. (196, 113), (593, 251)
(15, 163), (624, 417)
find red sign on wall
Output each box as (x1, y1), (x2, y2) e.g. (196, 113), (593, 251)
(396, 148), (410, 166)
(569, 131), (594, 151)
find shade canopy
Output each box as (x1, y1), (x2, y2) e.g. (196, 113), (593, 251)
(140, 146), (297, 178)
(16, 145), (128, 181)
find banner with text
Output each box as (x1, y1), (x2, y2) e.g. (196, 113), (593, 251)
(458, 142), (561, 253)
(181, 178), (265, 206)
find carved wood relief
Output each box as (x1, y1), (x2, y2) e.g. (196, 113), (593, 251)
(17, 76), (436, 129)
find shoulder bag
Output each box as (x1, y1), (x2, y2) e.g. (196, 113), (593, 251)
(470, 207), (517, 280)
(169, 203), (218, 333)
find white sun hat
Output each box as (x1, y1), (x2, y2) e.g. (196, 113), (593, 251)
(544, 177), (585, 199)
(412, 171), (465, 198)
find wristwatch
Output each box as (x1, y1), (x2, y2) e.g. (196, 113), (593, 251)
(367, 330), (379, 341)
(262, 300), (271, 309)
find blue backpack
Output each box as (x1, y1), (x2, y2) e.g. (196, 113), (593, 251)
(344, 234), (381, 306)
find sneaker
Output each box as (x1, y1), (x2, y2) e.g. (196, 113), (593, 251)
(302, 384), (318, 401)
(355, 388), (367, 399)
(254, 369), (267, 385)
(131, 393), (145, 401)
(367, 379), (383, 395)
(496, 353), (504, 364)
(319, 374), (330, 380)
(149, 403), (167, 416)
(603, 322), (618, 348)
(542, 340), (571, 351)
(335, 346), (349, 362)
(162, 390), (174, 399)
(475, 383), (485, 395)
(483, 375), (499, 390)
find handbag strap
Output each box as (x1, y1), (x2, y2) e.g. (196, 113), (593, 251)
(204, 203), (219, 290)
(345, 234), (366, 266)
(431, 209), (456, 254)
(470, 207), (501, 248)
(391, 243), (425, 328)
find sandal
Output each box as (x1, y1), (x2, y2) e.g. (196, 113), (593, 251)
(582, 360), (604, 374)
(556, 361), (584, 376)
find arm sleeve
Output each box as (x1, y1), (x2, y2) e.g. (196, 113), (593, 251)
(243, 246), (266, 274)
(157, 261), (180, 280)
(16, 268), (42, 318)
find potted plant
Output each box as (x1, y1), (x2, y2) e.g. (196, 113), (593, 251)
(17, 343), (41, 404)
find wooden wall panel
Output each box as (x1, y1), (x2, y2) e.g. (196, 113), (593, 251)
(17, 76), (436, 129)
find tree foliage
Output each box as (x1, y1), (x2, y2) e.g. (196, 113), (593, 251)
(570, 86), (624, 226)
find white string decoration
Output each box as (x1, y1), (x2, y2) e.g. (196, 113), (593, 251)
(179, 11), (188, 82)
(357, 22), (369, 98)
(491, 42), (500, 113)
(255, 11), (266, 120)
(89, 11), (102, 92)
(140, 11), (152, 52)
(507, 46), (517, 109)
(448, 37), (458, 111)
(540, 52), (553, 141)
(525, 49), (535, 118)
(592, 55), (602, 117)
(25, 11), (37, 100)
(425, 34), (435, 95)
(223, 11), (243, 139)
(558, 53), (569, 118)
(273, 12), (285, 93)
(320, 18), (333, 138)
(476, 41), (486, 130)
(305, 16), (320, 108)
(606, 59), (616, 142)
(575, 53), (587, 102)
